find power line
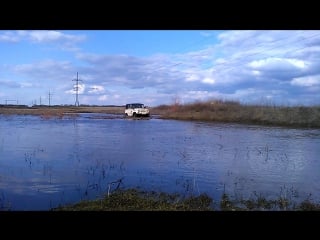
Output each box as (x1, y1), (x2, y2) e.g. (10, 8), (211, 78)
(48, 90), (52, 106)
(72, 72), (83, 107)
(5, 99), (18, 105)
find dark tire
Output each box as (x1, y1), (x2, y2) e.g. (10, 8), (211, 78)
(133, 112), (136, 117)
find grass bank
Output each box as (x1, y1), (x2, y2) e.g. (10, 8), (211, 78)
(0, 106), (125, 118)
(53, 188), (320, 211)
(151, 100), (320, 128)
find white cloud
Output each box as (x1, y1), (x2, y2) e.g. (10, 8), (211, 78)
(98, 95), (108, 101)
(233, 88), (257, 97)
(185, 74), (199, 82)
(181, 90), (221, 102)
(291, 75), (320, 87)
(65, 84), (85, 95)
(218, 30), (258, 45)
(202, 77), (215, 84)
(200, 31), (212, 37)
(17, 30), (86, 43)
(76, 84), (85, 94)
(0, 31), (19, 42)
(249, 57), (307, 70)
(0, 79), (20, 88)
(64, 89), (74, 94)
(88, 85), (105, 94)
(12, 60), (74, 82)
(14, 59), (71, 71)
(215, 58), (227, 64)
(252, 70), (261, 76)
(67, 31), (320, 106)
(20, 82), (34, 88)
(0, 30), (85, 52)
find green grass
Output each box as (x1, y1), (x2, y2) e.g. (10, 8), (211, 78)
(54, 189), (212, 211)
(53, 188), (320, 211)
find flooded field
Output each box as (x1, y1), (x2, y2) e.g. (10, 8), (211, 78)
(0, 113), (319, 210)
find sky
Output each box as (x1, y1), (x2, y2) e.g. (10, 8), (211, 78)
(1, 30), (320, 107)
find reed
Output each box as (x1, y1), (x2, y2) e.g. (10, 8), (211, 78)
(152, 99), (320, 128)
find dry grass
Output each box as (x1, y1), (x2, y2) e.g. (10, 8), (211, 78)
(0, 106), (125, 117)
(152, 100), (320, 128)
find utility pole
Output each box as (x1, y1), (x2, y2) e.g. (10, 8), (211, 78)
(48, 91), (52, 106)
(72, 72), (83, 107)
(40, 96), (42, 106)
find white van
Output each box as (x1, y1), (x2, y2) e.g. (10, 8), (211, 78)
(125, 103), (150, 117)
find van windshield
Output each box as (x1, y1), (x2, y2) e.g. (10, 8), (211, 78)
(127, 104), (144, 108)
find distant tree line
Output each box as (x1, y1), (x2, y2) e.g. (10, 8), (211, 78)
(0, 104), (28, 108)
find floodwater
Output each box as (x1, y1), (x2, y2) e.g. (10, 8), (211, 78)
(0, 113), (319, 210)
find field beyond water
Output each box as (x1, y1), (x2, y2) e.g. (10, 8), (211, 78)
(0, 105), (125, 117)
(1, 100), (320, 128)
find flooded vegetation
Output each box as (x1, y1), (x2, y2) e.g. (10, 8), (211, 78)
(1, 111), (320, 211)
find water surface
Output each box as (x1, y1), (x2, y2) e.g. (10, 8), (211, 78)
(0, 113), (319, 210)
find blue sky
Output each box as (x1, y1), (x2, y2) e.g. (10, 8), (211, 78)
(1, 30), (320, 107)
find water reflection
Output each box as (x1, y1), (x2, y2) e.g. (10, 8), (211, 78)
(0, 114), (319, 210)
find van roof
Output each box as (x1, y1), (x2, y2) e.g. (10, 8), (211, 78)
(126, 103), (144, 106)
